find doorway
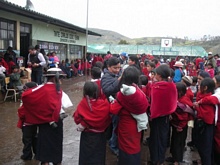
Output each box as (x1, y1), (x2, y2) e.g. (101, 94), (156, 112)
(20, 33), (30, 67)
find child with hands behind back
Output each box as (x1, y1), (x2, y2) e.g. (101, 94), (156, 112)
(73, 81), (111, 165)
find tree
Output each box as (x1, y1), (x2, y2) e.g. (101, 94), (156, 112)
(118, 40), (129, 45)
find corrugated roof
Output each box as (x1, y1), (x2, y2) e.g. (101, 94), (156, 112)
(0, 0), (101, 36)
(88, 44), (208, 57)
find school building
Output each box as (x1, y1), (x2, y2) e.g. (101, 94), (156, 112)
(0, 0), (101, 64)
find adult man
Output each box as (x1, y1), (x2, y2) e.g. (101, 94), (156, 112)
(118, 52), (128, 68)
(27, 46), (46, 84)
(101, 57), (122, 156)
(206, 52), (217, 73)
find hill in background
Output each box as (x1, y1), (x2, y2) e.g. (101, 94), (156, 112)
(88, 28), (220, 54)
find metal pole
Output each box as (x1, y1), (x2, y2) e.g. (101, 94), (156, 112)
(85, 0), (89, 80)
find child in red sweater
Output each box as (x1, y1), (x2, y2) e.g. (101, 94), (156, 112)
(73, 81), (111, 165)
(169, 82), (194, 165)
(193, 77), (216, 165)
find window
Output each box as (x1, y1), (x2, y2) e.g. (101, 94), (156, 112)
(69, 44), (83, 59)
(20, 23), (31, 33)
(0, 18), (16, 50)
(38, 41), (67, 61)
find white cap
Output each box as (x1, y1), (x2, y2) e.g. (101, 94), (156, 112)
(208, 52), (212, 55)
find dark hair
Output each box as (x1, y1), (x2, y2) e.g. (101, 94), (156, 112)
(139, 75), (148, 86)
(200, 77), (215, 94)
(40, 49), (46, 55)
(215, 75), (220, 84)
(214, 54), (219, 58)
(35, 45), (40, 50)
(170, 68), (175, 78)
(91, 67), (101, 79)
(147, 62), (156, 68)
(11, 65), (19, 70)
(28, 45), (35, 50)
(207, 62), (213, 68)
(83, 81), (99, 99)
(129, 55), (140, 69)
(93, 61), (103, 70)
(129, 55), (139, 64)
(144, 59), (149, 66)
(119, 66), (141, 87)
(152, 58), (159, 64)
(23, 82), (38, 91)
(176, 82), (187, 98)
(155, 64), (171, 80)
(198, 70), (210, 78)
(107, 57), (120, 67)
(192, 76), (198, 83)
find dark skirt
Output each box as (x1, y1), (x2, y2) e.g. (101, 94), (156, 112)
(149, 116), (169, 164)
(79, 131), (106, 165)
(118, 149), (141, 165)
(36, 119), (63, 164)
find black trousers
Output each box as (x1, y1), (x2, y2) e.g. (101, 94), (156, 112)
(196, 121), (214, 165)
(170, 126), (188, 162)
(22, 125), (37, 159)
(149, 116), (170, 164)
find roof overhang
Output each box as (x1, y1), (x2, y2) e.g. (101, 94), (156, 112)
(0, 0), (101, 37)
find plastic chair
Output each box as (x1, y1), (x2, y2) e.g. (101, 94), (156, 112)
(4, 77), (20, 102)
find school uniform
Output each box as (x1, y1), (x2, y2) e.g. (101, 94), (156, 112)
(73, 97), (111, 165)
(186, 87), (194, 102)
(149, 81), (177, 164)
(199, 88), (220, 164)
(91, 78), (106, 100)
(195, 92), (217, 165)
(110, 84), (149, 165)
(18, 83), (64, 164)
(170, 95), (194, 162)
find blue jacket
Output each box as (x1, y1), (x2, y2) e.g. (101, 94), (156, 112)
(101, 69), (120, 98)
(173, 68), (183, 83)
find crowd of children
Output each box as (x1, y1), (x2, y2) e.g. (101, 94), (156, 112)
(72, 51), (220, 165)
(13, 50), (220, 165)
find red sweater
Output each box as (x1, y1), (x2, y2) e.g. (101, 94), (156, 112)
(110, 86), (149, 154)
(186, 87), (194, 102)
(215, 108), (220, 153)
(18, 84), (62, 125)
(171, 95), (194, 130)
(92, 79), (106, 100)
(196, 92), (217, 124)
(150, 81), (177, 119)
(73, 97), (111, 132)
(197, 94), (220, 152)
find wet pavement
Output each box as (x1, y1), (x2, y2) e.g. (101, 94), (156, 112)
(0, 76), (200, 165)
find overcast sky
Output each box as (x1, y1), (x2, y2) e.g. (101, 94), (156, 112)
(8, 0), (220, 39)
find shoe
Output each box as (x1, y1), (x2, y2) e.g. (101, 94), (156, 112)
(20, 155), (32, 160)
